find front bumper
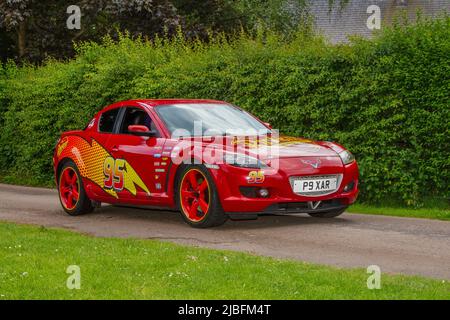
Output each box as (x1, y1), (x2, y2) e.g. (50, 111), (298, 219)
(209, 159), (359, 214)
(227, 199), (348, 219)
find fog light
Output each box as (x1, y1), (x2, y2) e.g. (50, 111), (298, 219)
(259, 188), (269, 198)
(343, 181), (355, 192)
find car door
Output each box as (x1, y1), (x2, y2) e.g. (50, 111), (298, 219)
(104, 105), (167, 204)
(86, 106), (124, 202)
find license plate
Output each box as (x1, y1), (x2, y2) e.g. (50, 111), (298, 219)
(293, 177), (338, 194)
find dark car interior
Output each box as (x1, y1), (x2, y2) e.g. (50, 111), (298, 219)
(120, 107), (158, 135)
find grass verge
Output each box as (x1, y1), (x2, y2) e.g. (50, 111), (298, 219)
(0, 222), (449, 300)
(348, 204), (450, 221)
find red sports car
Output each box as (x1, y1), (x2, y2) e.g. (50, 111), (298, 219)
(53, 99), (359, 228)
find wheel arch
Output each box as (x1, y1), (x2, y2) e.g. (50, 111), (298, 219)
(172, 162), (188, 195)
(56, 157), (74, 185)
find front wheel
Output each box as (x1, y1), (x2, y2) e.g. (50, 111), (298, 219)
(176, 165), (228, 228)
(307, 207), (347, 218)
(58, 161), (94, 216)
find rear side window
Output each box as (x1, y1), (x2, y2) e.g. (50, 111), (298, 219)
(98, 108), (119, 133)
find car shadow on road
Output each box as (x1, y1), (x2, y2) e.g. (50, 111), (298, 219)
(90, 205), (355, 230)
(224, 214), (353, 230)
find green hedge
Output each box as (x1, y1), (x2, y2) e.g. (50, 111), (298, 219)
(0, 18), (449, 206)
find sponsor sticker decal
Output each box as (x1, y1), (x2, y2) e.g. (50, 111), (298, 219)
(87, 118), (95, 129)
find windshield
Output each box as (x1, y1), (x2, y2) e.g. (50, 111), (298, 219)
(155, 103), (270, 137)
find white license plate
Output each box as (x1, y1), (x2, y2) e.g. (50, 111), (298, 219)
(293, 177), (338, 193)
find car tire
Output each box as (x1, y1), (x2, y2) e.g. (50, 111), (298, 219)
(307, 207), (347, 218)
(58, 160), (94, 216)
(176, 164), (228, 228)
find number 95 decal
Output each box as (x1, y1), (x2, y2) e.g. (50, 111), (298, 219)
(103, 156), (125, 191)
(247, 170), (265, 183)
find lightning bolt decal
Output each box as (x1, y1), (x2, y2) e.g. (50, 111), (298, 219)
(57, 136), (150, 198)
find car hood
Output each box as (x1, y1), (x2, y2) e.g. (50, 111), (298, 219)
(231, 135), (339, 159)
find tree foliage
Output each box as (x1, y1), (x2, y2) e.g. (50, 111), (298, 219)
(0, 0), (182, 62)
(0, 0), (322, 62)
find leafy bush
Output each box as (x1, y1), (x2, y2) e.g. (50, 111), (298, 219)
(0, 17), (448, 206)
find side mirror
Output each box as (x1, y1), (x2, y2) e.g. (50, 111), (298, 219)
(128, 125), (156, 137)
(263, 122), (272, 129)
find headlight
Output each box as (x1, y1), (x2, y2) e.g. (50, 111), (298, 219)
(224, 153), (267, 169)
(339, 150), (355, 165)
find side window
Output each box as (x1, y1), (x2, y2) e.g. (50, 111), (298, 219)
(98, 108), (119, 133)
(119, 107), (157, 135)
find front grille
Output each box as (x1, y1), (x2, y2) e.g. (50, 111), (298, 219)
(264, 199), (344, 214)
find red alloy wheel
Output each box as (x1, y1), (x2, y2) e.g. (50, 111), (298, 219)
(180, 169), (210, 222)
(59, 167), (80, 210)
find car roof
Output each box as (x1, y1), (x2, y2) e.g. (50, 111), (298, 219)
(117, 99), (229, 108)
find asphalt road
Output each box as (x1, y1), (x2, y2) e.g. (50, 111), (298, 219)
(1, 183), (449, 279)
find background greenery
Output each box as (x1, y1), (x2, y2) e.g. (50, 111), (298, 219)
(0, 17), (449, 207)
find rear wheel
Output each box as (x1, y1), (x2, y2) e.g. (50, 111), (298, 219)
(58, 161), (94, 216)
(176, 165), (227, 228)
(307, 207), (347, 218)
